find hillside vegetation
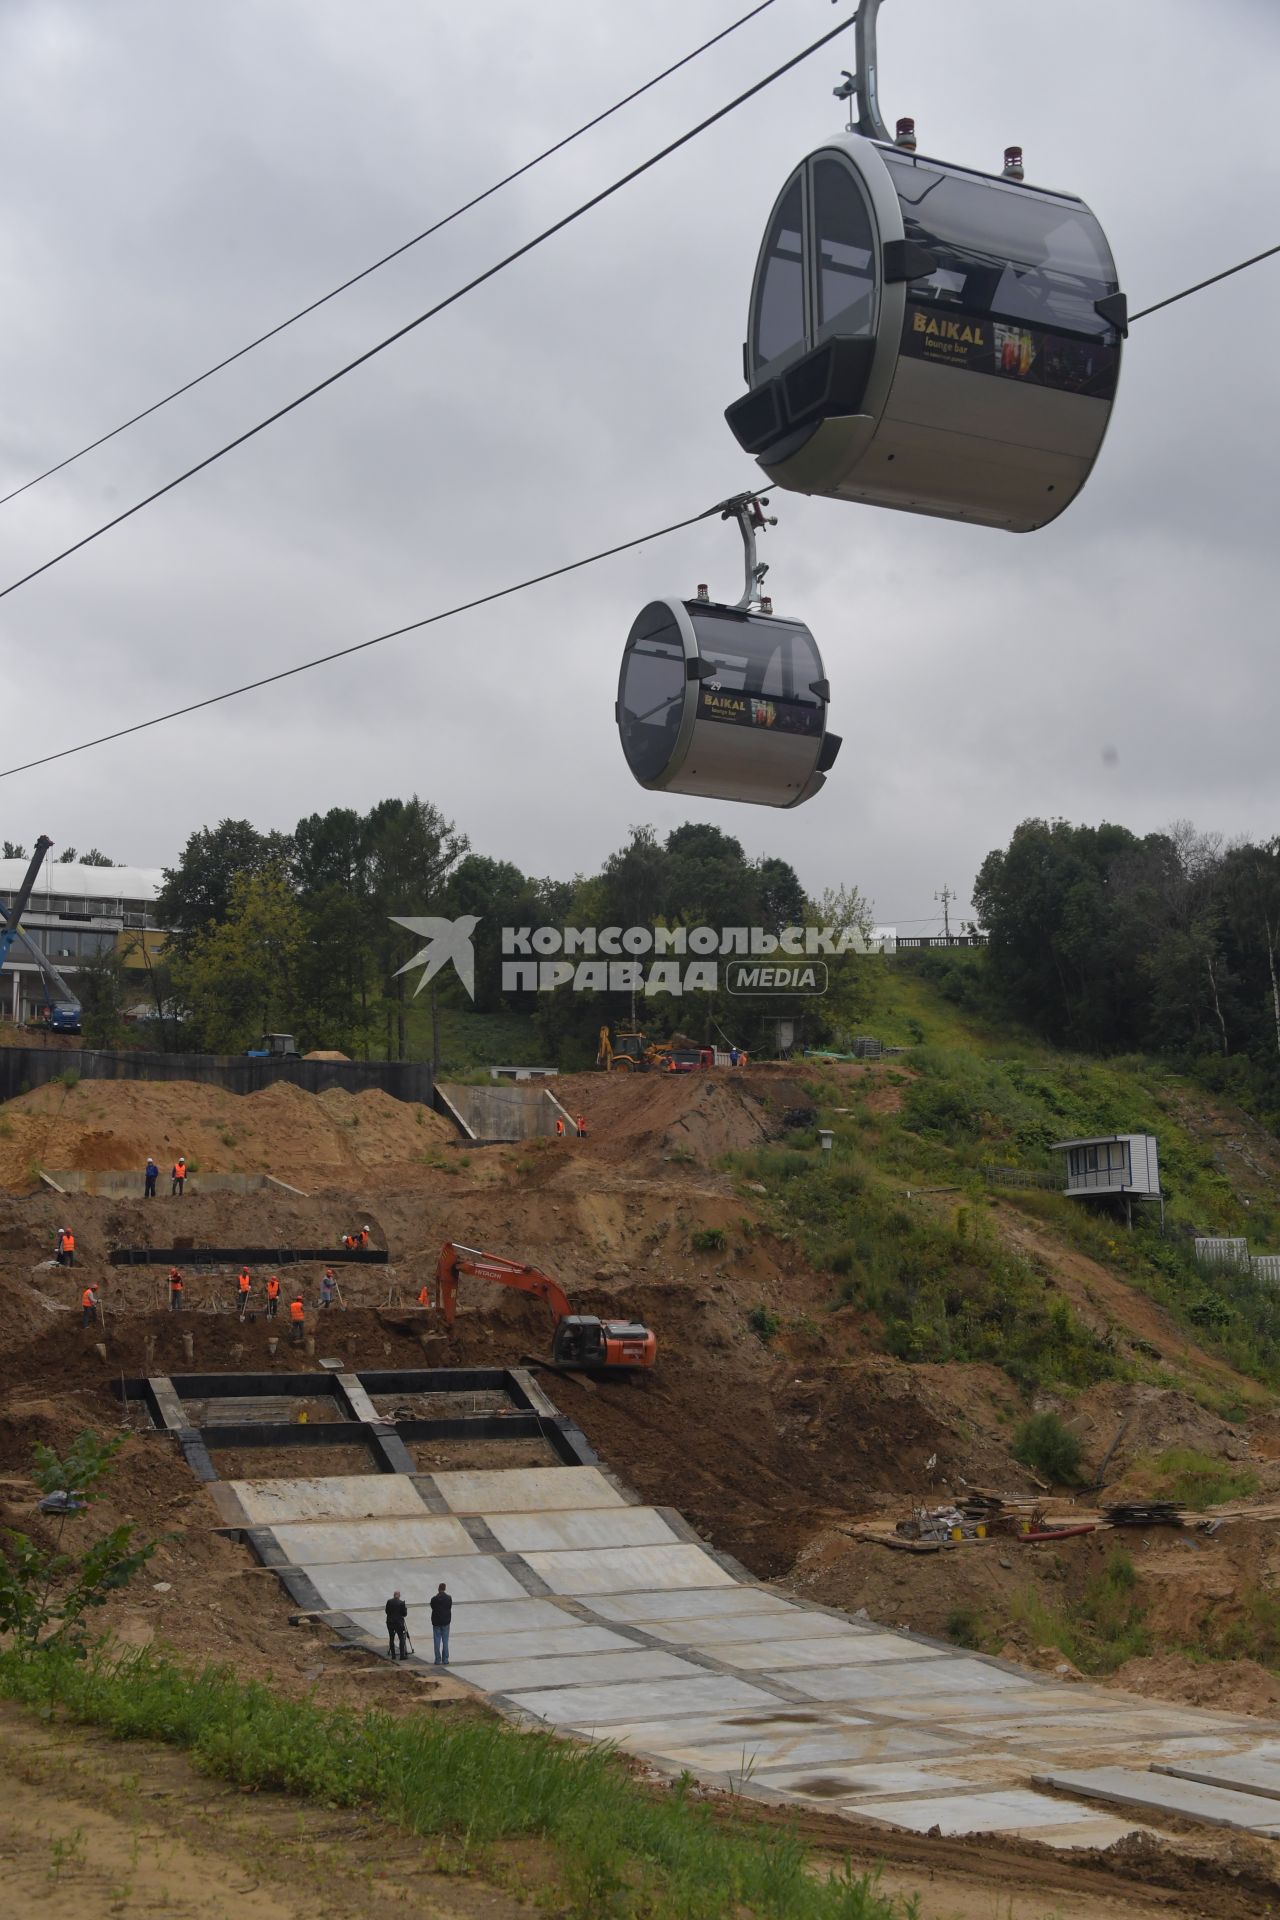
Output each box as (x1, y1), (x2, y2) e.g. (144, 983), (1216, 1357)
(734, 957), (1280, 1409)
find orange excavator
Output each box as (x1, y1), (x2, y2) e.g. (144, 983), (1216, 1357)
(433, 1242), (657, 1373)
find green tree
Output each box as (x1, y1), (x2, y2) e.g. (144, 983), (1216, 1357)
(172, 865), (305, 1051)
(80, 848), (116, 868)
(0, 1432), (155, 1655)
(366, 797), (467, 1059)
(157, 819), (294, 950)
(77, 946), (128, 1048)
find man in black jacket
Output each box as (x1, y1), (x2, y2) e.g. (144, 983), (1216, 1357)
(385, 1589), (408, 1660)
(430, 1582), (452, 1665)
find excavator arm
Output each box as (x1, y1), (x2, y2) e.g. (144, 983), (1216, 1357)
(434, 1242), (572, 1327)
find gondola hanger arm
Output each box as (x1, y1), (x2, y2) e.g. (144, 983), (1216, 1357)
(833, 0), (889, 142)
(701, 492), (777, 611)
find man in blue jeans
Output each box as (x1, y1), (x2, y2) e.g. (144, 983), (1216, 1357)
(430, 1581), (452, 1665)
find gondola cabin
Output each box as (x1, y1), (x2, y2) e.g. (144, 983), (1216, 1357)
(616, 596), (841, 808)
(725, 135), (1124, 531)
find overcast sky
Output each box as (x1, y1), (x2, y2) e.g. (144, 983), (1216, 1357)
(0, 0), (1276, 934)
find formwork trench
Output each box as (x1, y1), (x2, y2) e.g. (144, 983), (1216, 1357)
(124, 1366), (1280, 1850)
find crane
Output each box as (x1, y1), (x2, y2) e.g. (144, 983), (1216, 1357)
(433, 1242), (657, 1373)
(0, 837), (82, 1033)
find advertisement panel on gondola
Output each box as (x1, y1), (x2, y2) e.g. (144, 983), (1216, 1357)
(900, 303), (1119, 399)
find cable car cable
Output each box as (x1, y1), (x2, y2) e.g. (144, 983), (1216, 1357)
(1, 238), (1272, 782)
(1128, 242), (1280, 324)
(0, 493), (773, 780)
(0, 11), (859, 611)
(0, 0), (786, 514)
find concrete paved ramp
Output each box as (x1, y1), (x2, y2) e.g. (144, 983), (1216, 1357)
(215, 1453), (1280, 1850)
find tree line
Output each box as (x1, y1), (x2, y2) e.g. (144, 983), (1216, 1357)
(81, 799), (873, 1065)
(969, 817), (1280, 1110)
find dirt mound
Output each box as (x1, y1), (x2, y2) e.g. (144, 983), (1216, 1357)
(552, 1070), (775, 1165)
(0, 1077), (451, 1189)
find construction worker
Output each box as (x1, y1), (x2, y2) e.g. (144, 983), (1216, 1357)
(319, 1269), (335, 1310)
(55, 1226), (75, 1267)
(575, 1114), (587, 1139)
(171, 1155), (187, 1196)
(237, 1267), (251, 1316)
(265, 1274), (280, 1318)
(342, 1231), (357, 1251)
(288, 1296), (305, 1346)
(144, 1155), (158, 1199)
(359, 1224), (371, 1249)
(555, 1116), (566, 1138)
(168, 1267), (184, 1311)
(416, 1282), (431, 1308)
(80, 1284), (99, 1328)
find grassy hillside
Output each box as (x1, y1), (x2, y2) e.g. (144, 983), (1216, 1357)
(730, 956), (1280, 1411)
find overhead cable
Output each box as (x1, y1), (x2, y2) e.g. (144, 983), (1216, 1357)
(0, 497), (754, 778)
(0, 10), (857, 609)
(1129, 242), (1280, 323)
(0, 0), (783, 511)
(3, 231), (1276, 780)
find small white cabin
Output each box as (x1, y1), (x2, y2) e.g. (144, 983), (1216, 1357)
(1050, 1134), (1161, 1199)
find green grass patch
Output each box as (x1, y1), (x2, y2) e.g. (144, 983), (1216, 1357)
(1138, 1447), (1259, 1510)
(0, 1647), (909, 1920)
(1010, 1552), (1150, 1676)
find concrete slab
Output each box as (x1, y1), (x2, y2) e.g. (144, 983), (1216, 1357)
(450, 1649), (704, 1692)
(523, 1545), (734, 1595)
(642, 1608), (859, 1646)
(709, 1635), (948, 1671)
(589, 1587), (791, 1625)
(783, 1659), (1027, 1704)
(433, 1624), (633, 1661)
(434, 1467), (624, 1513)
(1158, 1754), (1280, 1800)
(269, 1516), (477, 1564)
(482, 1508), (680, 1553)
(1036, 1765), (1280, 1835)
(228, 1476), (429, 1524)
(650, 1725), (963, 1774)
(509, 1674), (777, 1727)
(761, 1762), (987, 1800)
(302, 1554), (527, 1610)
(344, 1598), (571, 1641)
(951, 1704), (1221, 1741)
(844, 1787), (1142, 1839)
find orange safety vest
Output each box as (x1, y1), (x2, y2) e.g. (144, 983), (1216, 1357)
(359, 1230), (369, 1247)
(417, 1285), (430, 1306)
(576, 1117), (587, 1137)
(173, 1161), (185, 1176)
(169, 1274), (183, 1292)
(289, 1300), (304, 1322)
(238, 1271), (251, 1294)
(343, 1233), (356, 1250)
(266, 1277), (280, 1299)
(82, 1288), (95, 1310)
(555, 1118), (565, 1137)
(63, 1231), (75, 1252)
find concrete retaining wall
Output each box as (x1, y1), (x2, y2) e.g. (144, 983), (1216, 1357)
(0, 1046), (433, 1106)
(437, 1081), (570, 1143)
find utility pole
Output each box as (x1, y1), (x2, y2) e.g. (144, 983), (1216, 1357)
(935, 885), (954, 943)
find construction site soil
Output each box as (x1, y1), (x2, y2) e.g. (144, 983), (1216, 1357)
(7, 1061), (1280, 1914)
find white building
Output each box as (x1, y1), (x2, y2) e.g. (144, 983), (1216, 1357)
(1050, 1134), (1162, 1217)
(0, 857), (166, 1024)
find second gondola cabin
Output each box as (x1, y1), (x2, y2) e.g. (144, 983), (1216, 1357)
(725, 133), (1124, 532)
(617, 597), (840, 809)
